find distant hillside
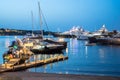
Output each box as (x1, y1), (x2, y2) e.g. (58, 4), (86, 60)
(0, 28), (54, 36)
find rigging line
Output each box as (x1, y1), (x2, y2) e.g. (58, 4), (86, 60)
(40, 6), (51, 36)
(41, 9), (52, 36)
(38, 1), (51, 36)
(41, 10), (50, 32)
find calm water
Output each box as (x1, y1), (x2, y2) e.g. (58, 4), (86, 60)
(0, 36), (120, 77)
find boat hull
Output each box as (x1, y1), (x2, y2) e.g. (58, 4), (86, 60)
(53, 33), (76, 38)
(30, 46), (64, 54)
(88, 37), (120, 45)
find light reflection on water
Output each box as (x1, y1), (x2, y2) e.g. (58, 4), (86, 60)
(28, 38), (120, 77)
(29, 53), (65, 62)
(0, 36), (120, 77)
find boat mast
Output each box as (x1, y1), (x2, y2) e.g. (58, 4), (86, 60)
(31, 11), (34, 37)
(38, 1), (43, 38)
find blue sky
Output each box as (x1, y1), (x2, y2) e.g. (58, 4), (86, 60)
(0, 0), (120, 32)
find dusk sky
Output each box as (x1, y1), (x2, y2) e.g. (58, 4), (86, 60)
(0, 0), (120, 32)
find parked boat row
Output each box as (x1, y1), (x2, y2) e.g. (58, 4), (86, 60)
(53, 24), (120, 46)
(53, 24), (109, 40)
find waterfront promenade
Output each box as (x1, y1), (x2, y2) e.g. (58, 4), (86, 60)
(0, 72), (120, 80)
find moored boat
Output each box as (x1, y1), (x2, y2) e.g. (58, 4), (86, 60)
(77, 24), (109, 40)
(3, 43), (33, 64)
(22, 37), (67, 54)
(53, 26), (83, 38)
(88, 29), (120, 45)
(88, 37), (120, 45)
(88, 31), (120, 45)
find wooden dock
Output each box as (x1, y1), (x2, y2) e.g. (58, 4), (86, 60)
(0, 55), (68, 73)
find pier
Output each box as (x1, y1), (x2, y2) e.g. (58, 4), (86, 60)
(0, 54), (68, 73)
(0, 35), (68, 73)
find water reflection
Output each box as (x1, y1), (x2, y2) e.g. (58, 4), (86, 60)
(30, 53), (65, 62)
(85, 46), (88, 59)
(0, 37), (120, 76)
(99, 48), (105, 58)
(69, 38), (79, 54)
(28, 52), (66, 72)
(5, 38), (10, 48)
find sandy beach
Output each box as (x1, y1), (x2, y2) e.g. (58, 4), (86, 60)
(0, 72), (120, 80)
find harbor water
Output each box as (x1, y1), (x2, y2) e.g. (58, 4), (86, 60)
(0, 36), (120, 77)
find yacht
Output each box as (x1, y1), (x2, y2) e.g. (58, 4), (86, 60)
(92, 24), (108, 36)
(88, 30), (120, 45)
(53, 26), (85, 38)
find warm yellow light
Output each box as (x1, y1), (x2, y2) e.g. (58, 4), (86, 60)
(58, 38), (64, 42)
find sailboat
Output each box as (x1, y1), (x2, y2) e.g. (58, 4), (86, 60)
(22, 2), (67, 54)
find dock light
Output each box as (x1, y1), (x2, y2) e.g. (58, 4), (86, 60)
(58, 38), (64, 42)
(5, 62), (7, 69)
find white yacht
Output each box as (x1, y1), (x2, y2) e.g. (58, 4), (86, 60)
(53, 26), (83, 38)
(92, 24), (108, 36)
(77, 24), (109, 40)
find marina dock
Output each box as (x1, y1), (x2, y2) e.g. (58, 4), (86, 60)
(0, 34), (68, 74)
(0, 55), (68, 73)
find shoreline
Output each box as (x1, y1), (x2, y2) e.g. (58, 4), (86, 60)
(0, 72), (120, 80)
